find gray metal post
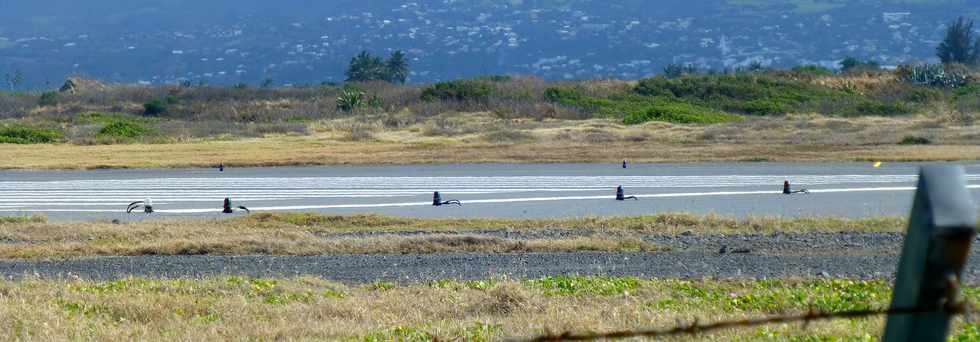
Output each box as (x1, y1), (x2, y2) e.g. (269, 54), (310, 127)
(883, 165), (977, 341)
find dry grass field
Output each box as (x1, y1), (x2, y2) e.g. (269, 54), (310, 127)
(0, 213), (906, 259)
(1, 113), (978, 170)
(0, 276), (975, 341)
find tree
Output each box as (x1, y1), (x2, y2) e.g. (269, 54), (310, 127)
(662, 63), (699, 79)
(345, 51), (386, 82)
(937, 17), (980, 65)
(385, 50), (409, 84)
(839, 57), (880, 74)
(3, 70), (24, 91)
(345, 50), (411, 83)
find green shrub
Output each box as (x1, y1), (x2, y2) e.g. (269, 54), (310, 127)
(367, 95), (384, 108)
(38, 91), (59, 107)
(663, 63), (701, 79)
(543, 86), (583, 103)
(854, 100), (910, 116)
(954, 83), (980, 98)
(97, 121), (153, 139)
(421, 80), (494, 102)
(473, 75), (512, 82)
(899, 136), (932, 145)
(839, 57), (880, 74)
(635, 74), (882, 116)
(623, 99), (743, 125)
(0, 125), (62, 144)
(791, 65), (834, 77)
(545, 83), (742, 124)
(143, 100), (168, 116)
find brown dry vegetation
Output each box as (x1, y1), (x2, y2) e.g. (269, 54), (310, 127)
(0, 213), (906, 259)
(0, 276), (976, 341)
(2, 113), (979, 170)
(2, 69), (979, 169)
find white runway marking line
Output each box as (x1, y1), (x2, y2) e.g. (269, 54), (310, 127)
(12, 184), (960, 214)
(0, 174), (977, 213)
(3, 174), (979, 191)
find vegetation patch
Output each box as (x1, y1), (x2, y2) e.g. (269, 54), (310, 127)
(97, 121), (154, 140)
(0, 124), (62, 144)
(623, 98), (743, 124)
(0, 215), (46, 224)
(635, 74), (910, 117)
(0, 276), (975, 341)
(526, 276), (640, 297)
(421, 80), (495, 102)
(545, 86), (741, 124)
(899, 135), (932, 145)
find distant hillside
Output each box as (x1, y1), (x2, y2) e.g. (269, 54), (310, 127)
(0, 0), (975, 88)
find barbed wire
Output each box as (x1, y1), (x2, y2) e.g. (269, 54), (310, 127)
(507, 302), (974, 342)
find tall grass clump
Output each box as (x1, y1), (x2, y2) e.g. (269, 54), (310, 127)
(897, 63), (972, 88)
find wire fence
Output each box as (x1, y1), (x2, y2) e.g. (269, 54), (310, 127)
(499, 301), (975, 342)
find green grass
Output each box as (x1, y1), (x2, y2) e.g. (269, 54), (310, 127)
(2, 276), (973, 341)
(526, 276), (640, 297)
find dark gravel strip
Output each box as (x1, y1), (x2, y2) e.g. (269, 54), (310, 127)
(2, 252), (978, 284)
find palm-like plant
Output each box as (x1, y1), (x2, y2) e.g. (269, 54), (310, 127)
(336, 89), (365, 112)
(385, 50), (409, 84)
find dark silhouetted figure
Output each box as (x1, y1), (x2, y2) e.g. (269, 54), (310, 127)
(432, 192), (461, 206)
(223, 198), (250, 214)
(616, 186), (638, 201)
(783, 180), (810, 194)
(218, 164), (224, 172)
(126, 198), (154, 214)
(622, 160), (629, 169)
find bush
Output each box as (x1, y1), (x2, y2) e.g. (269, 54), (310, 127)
(38, 91), (59, 107)
(899, 136), (932, 145)
(97, 121), (153, 139)
(473, 75), (513, 82)
(635, 74), (846, 116)
(623, 99), (743, 125)
(791, 65), (834, 77)
(839, 57), (880, 74)
(143, 100), (168, 116)
(543, 86), (583, 103)
(0, 125), (62, 144)
(954, 83), (980, 98)
(663, 64), (701, 79)
(421, 80), (494, 102)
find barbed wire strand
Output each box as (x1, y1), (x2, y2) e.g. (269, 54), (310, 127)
(506, 302), (973, 342)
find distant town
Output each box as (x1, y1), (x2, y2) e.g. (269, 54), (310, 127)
(0, 1), (969, 88)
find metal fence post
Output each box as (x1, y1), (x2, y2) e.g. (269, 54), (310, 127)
(883, 165), (977, 341)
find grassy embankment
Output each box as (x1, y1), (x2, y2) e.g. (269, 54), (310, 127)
(0, 276), (976, 341)
(0, 213), (907, 259)
(0, 69), (978, 169)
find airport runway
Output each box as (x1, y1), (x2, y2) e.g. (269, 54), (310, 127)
(1, 162), (978, 221)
